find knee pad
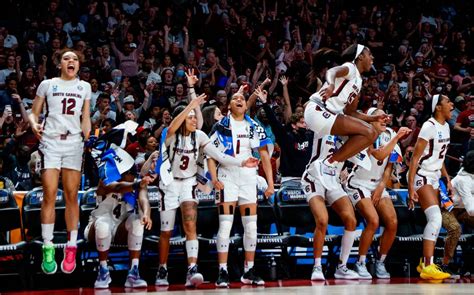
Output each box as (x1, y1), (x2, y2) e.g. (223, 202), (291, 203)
(242, 215), (257, 252)
(185, 239), (199, 259)
(95, 220), (112, 252)
(217, 214), (234, 253)
(126, 214), (144, 237)
(160, 209), (177, 232)
(423, 205), (442, 241)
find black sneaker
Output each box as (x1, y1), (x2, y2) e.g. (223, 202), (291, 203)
(241, 267), (265, 286)
(440, 264), (461, 280)
(185, 265), (204, 287)
(155, 266), (169, 286)
(216, 268), (230, 288)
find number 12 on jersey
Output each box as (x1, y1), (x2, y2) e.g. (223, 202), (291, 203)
(61, 98), (76, 115)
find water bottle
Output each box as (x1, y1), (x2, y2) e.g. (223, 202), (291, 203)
(269, 255), (277, 281)
(439, 180), (454, 212)
(403, 259), (411, 278)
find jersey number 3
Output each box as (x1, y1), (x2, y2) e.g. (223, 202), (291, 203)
(179, 155), (189, 170)
(61, 98), (76, 115)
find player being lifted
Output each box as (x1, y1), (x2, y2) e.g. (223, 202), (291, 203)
(28, 50), (91, 275)
(304, 44), (390, 190)
(408, 94), (453, 280)
(154, 70), (258, 288)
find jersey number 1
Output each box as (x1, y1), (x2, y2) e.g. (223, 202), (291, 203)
(61, 98), (76, 115)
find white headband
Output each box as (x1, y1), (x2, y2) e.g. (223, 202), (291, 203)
(187, 109), (196, 117)
(367, 107), (378, 116)
(354, 44), (365, 62)
(432, 94), (440, 113)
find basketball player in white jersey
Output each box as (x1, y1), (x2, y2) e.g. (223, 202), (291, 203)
(207, 87), (274, 288)
(408, 94), (453, 280)
(155, 91), (259, 287)
(28, 50), (91, 275)
(345, 108), (411, 279)
(301, 130), (359, 280)
(304, 44), (390, 190)
(85, 162), (154, 289)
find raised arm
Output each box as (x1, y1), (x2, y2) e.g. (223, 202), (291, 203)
(185, 69), (203, 129)
(371, 127), (412, 161)
(279, 75), (292, 123)
(166, 93), (206, 139)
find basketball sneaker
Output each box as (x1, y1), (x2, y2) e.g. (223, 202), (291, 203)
(155, 266), (169, 286)
(311, 265), (325, 281)
(241, 267), (265, 285)
(94, 265), (112, 289)
(125, 265), (147, 288)
(185, 265), (204, 287)
(416, 258), (425, 273)
(420, 264), (451, 280)
(215, 268), (230, 288)
(334, 264), (359, 279)
(375, 261), (391, 279)
(41, 244), (57, 275)
(61, 245), (77, 273)
(354, 261), (372, 279)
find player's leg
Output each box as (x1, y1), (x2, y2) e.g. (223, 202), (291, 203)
(354, 197), (379, 279)
(308, 195), (328, 280)
(375, 196), (398, 278)
(120, 214), (147, 288)
(60, 168), (81, 273)
(215, 200), (237, 288)
(87, 217), (113, 288)
(40, 167), (60, 275)
(155, 208), (176, 286)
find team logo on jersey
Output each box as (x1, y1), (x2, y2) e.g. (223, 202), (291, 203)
(77, 85), (83, 91)
(52, 85), (58, 92)
(438, 131), (442, 139)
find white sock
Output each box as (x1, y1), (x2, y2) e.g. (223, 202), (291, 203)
(379, 254), (387, 263)
(42, 223), (54, 245)
(424, 256), (434, 266)
(131, 258), (139, 268)
(245, 261), (254, 272)
(68, 230), (78, 247)
(359, 255), (366, 264)
(100, 260), (107, 268)
(314, 258), (322, 267)
(189, 262), (196, 269)
(219, 263), (227, 271)
(339, 230), (356, 267)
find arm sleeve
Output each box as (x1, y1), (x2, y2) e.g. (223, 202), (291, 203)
(203, 143), (242, 167)
(418, 121), (436, 141)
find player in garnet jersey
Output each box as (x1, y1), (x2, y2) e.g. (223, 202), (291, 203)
(28, 50), (91, 275)
(408, 94), (453, 280)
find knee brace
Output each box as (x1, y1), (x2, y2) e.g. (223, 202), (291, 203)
(423, 205), (442, 241)
(95, 220), (112, 252)
(242, 215), (257, 252)
(186, 239), (199, 259)
(216, 214), (234, 253)
(160, 209), (177, 232)
(126, 214), (144, 251)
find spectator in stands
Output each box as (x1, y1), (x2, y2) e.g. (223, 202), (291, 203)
(92, 93), (117, 128)
(454, 99), (474, 155)
(441, 151), (474, 277)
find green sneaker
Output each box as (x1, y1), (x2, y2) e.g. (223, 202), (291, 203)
(41, 244), (57, 275)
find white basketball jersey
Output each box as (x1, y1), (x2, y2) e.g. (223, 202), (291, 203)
(167, 129), (210, 179)
(350, 128), (397, 189)
(310, 62), (362, 114)
(91, 192), (133, 224)
(417, 118), (450, 175)
(36, 77), (91, 137)
(229, 115), (254, 161)
(306, 132), (343, 170)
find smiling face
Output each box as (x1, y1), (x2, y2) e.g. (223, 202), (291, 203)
(185, 113), (198, 133)
(229, 93), (247, 117)
(60, 51), (80, 80)
(371, 109), (387, 133)
(145, 136), (158, 151)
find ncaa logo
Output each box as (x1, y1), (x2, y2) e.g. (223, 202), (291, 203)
(438, 131), (442, 139)
(77, 85), (83, 91)
(52, 85), (58, 92)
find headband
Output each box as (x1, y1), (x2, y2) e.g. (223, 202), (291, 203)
(188, 109), (196, 117)
(432, 94), (440, 113)
(354, 44), (365, 62)
(367, 107), (378, 116)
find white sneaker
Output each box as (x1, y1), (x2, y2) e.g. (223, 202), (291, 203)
(354, 262), (372, 279)
(94, 266), (112, 289)
(375, 261), (391, 279)
(185, 265), (204, 287)
(335, 265), (360, 279)
(311, 265), (325, 281)
(155, 266), (169, 286)
(124, 266), (148, 288)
